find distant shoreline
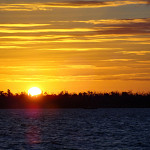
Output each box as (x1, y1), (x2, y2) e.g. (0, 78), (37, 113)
(0, 90), (150, 108)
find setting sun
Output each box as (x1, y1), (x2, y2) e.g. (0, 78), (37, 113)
(28, 87), (42, 96)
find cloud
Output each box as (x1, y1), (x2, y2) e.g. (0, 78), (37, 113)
(0, 18), (149, 62)
(101, 59), (134, 62)
(0, 28), (94, 33)
(76, 18), (150, 25)
(37, 48), (122, 51)
(0, 18), (149, 36)
(0, 46), (25, 49)
(0, 0), (149, 11)
(3, 73), (150, 82)
(138, 61), (150, 63)
(0, 24), (49, 27)
(116, 51), (150, 55)
(93, 18), (150, 35)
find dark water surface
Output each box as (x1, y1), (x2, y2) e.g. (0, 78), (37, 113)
(0, 109), (150, 150)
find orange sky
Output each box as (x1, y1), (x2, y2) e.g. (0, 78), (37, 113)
(0, 0), (150, 93)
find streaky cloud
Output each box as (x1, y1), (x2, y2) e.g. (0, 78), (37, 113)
(0, 0), (149, 11)
(101, 59), (134, 62)
(116, 51), (150, 55)
(75, 18), (150, 25)
(0, 24), (50, 27)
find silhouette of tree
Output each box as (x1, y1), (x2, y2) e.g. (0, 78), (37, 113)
(0, 90), (149, 108)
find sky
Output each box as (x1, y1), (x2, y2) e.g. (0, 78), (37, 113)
(0, 0), (150, 93)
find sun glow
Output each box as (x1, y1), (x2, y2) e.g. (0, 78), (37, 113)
(28, 87), (42, 96)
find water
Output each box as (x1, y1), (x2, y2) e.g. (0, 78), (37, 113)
(0, 109), (150, 150)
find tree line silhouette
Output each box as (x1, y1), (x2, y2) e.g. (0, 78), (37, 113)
(0, 89), (150, 108)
